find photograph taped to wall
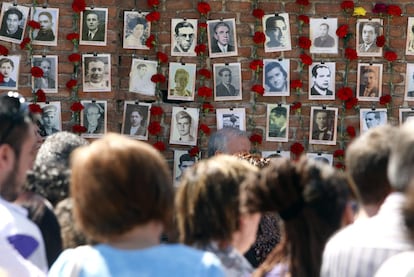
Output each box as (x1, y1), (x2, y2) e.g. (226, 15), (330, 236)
(0, 3), (29, 44)
(356, 18), (383, 57)
(0, 55), (20, 90)
(309, 106), (338, 146)
(173, 149), (198, 186)
(266, 103), (289, 142)
(309, 18), (338, 54)
(399, 108), (414, 125)
(357, 63), (382, 101)
(38, 101), (62, 137)
(406, 17), (414, 55)
(306, 152), (333, 166)
(82, 53), (111, 92)
(216, 108), (246, 131)
(262, 13), (292, 53)
(121, 101), (151, 140)
(308, 62), (335, 100)
(168, 62), (196, 101)
(263, 58), (290, 96)
(81, 100), (107, 138)
(213, 62), (242, 101)
(80, 7), (108, 46)
(262, 150), (291, 159)
(31, 7), (59, 46)
(31, 55), (58, 93)
(207, 18), (238, 58)
(171, 18), (197, 57)
(405, 63), (414, 101)
(129, 58), (157, 96)
(360, 108), (387, 134)
(123, 11), (150, 50)
(169, 106), (199, 146)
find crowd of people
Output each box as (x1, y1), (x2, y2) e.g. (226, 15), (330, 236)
(3, 92), (414, 276)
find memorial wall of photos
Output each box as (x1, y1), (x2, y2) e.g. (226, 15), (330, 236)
(1, 0), (414, 169)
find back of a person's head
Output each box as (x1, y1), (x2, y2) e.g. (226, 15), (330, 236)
(346, 124), (396, 205)
(207, 127), (248, 157)
(175, 154), (259, 246)
(70, 133), (174, 242)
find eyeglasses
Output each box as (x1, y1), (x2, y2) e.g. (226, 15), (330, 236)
(0, 91), (28, 145)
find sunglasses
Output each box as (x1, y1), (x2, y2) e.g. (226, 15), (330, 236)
(0, 91), (28, 145)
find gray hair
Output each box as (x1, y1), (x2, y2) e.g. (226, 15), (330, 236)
(207, 127), (248, 157)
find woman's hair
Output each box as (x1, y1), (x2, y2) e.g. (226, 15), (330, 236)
(175, 154), (259, 246)
(70, 133), (174, 242)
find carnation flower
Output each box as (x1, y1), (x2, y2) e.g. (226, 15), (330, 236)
(345, 48), (358, 60)
(145, 34), (156, 48)
(150, 106), (163, 116)
(291, 102), (302, 112)
(300, 53), (312, 65)
(252, 9), (265, 19)
(252, 84), (265, 95)
(387, 5), (402, 17)
(253, 32), (266, 44)
(341, 1), (354, 11)
(156, 51), (168, 63)
(290, 80), (303, 89)
(336, 25), (349, 38)
(345, 97), (358, 110)
(376, 35), (386, 47)
(29, 103), (42, 114)
(333, 149), (345, 158)
(346, 126), (356, 138)
(35, 89), (46, 102)
(249, 59), (264, 71)
(384, 51), (397, 62)
(28, 20), (41, 29)
(249, 133), (263, 145)
(197, 2), (211, 15)
(66, 79), (78, 90)
(198, 68), (211, 79)
(198, 86), (213, 98)
(290, 142), (304, 155)
(153, 141), (166, 151)
(0, 45), (8, 56)
(72, 124), (87, 133)
(146, 11), (160, 22)
(189, 146), (200, 157)
(199, 124), (211, 135)
(372, 3), (387, 14)
(20, 37), (31, 50)
(151, 73), (166, 83)
(68, 53), (81, 63)
(31, 66), (44, 78)
(71, 0), (86, 13)
(337, 87), (353, 101)
(298, 36), (311, 49)
(70, 102), (84, 112)
(195, 44), (207, 55)
(202, 103), (214, 113)
(296, 0), (310, 6)
(380, 94), (392, 105)
(198, 22), (207, 29)
(148, 121), (162, 135)
(147, 0), (159, 8)
(353, 7), (367, 16)
(298, 15), (310, 25)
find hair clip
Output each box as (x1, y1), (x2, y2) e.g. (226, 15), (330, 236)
(92, 99), (96, 103)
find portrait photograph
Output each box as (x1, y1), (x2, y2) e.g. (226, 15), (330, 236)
(262, 13), (292, 53)
(406, 17), (414, 55)
(123, 11), (150, 50)
(308, 62), (335, 100)
(0, 3), (30, 44)
(171, 18), (197, 57)
(306, 152), (333, 166)
(261, 150), (291, 159)
(405, 63), (414, 101)
(173, 149), (198, 186)
(82, 53), (111, 92)
(38, 101), (62, 137)
(207, 18), (238, 58)
(169, 106), (199, 146)
(356, 18), (383, 57)
(31, 7), (59, 46)
(216, 108), (246, 131)
(360, 108), (387, 133)
(357, 63), (383, 101)
(0, 55), (20, 90)
(309, 18), (338, 54)
(80, 100), (107, 138)
(129, 58), (157, 96)
(213, 62), (242, 101)
(266, 103), (289, 142)
(263, 59), (290, 96)
(121, 101), (151, 140)
(80, 7), (108, 46)
(399, 108), (414, 125)
(309, 106), (338, 146)
(168, 62), (196, 101)
(31, 55), (58, 93)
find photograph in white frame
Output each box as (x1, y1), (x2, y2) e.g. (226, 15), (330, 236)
(399, 108), (414, 125)
(169, 106), (199, 146)
(0, 55), (20, 90)
(306, 152), (333, 166)
(123, 11), (150, 50)
(309, 62), (335, 100)
(405, 63), (414, 101)
(262, 13), (292, 53)
(82, 53), (111, 92)
(309, 106), (338, 146)
(216, 108), (246, 131)
(262, 150), (291, 159)
(266, 104), (289, 142)
(173, 150), (198, 186)
(207, 18), (238, 58)
(171, 18), (197, 57)
(0, 3), (30, 44)
(38, 101), (62, 137)
(80, 100), (107, 138)
(129, 58), (157, 96)
(357, 63), (383, 102)
(406, 17), (414, 55)
(356, 18), (383, 57)
(213, 62), (242, 101)
(31, 7), (59, 46)
(80, 7), (108, 46)
(121, 101), (151, 140)
(31, 55), (58, 93)
(263, 59), (289, 96)
(168, 62), (196, 101)
(309, 18), (338, 54)
(360, 108), (387, 134)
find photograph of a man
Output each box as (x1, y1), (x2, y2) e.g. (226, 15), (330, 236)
(32, 56), (57, 92)
(357, 19), (382, 57)
(405, 63), (414, 99)
(309, 63), (335, 99)
(0, 56), (18, 89)
(170, 106), (199, 146)
(80, 8), (107, 46)
(263, 59), (289, 96)
(81, 101), (106, 137)
(82, 54), (111, 92)
(263, 13), (291, 52)
(360, 108), (387, 133)
(215, 68), (237, 97)
(32, 8), (58, 46)
(129, 59), (156, 95)
(174, 151), (197, 184)
(122, 102), (149, 139)
(216, 108), (246, 131)
(357, 63), (382, 100)
(123, 12), (149, 49)
(171, 19), (197, 56)
(208, 19), (238, 57)
(310, 107), (338, 145)
(267, 104), (289, 142)
(168, 62), (196, 100)
(0, 3), (29, 43)
(40, 103), (60, 137)
(314, 23), (334, 47)
(214, 63), (242, 100)
(400, 108), (414, 125)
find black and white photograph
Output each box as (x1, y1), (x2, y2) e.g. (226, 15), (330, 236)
(266, 104), (289, 142)
(360, 108), (387, 133)
(308, 62), (335, 100)
(169, 106), (199, 146)
(80, 100), (107, 138)
(38, 101), (62, 137)
(213, 62), (242, 101)
(0, 3), (30, 44)
(309, 106), (338, 145)
(405, 63), (414, 101)
(310, 18), (338, 54)
(399, 108), (414, 125)
(121, 101), (151, 140)
(168, 62), (196, 101)
(173, 150), (198, 186)
(123, 11), (150, 50)
(356, 18), (383, 57)
(262, 150), (291, 159)
(82, 53), (111, 92)
(31, 7), (59, 46)
(406, 17), (414, 55)
(306, 152), (333, 166)
(262, 13), (292, 53)
(0, 55), (20, 90)
(129, 58), (157, 96)
(171, 18), (197, 57)
(80, 7), (108, 46)
(31, 55), (58, 93)
(263, 59), (289, 96)
(216, 108), (246, 131)
(207, 18), (238, 58)
(357, 63), (383, 101)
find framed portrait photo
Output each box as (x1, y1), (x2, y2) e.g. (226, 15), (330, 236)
(0, 3), (30, 44)
(171, 18), (197, 57)
(213, 62), (242, 101)
(405, 63), (414, 101)
(80, 100), (107, 138)
(173, 149), (198, 186)
(306, 152), (333, 166)
(169, 106), (199, 146)
(308, 62), (335, 100)
(357, 63), (383, 101)
(266, 103), (289, 142)
(399, 108), (414, 125)
(0, 55), (20, 90)
(207, 18), (238, 58)
(263, 59), (290, 96)
(262, 13), (292, 53)
(38, 101), (62, 137)
(31, 7), (59, 46)
(356, 18), (383, 57)
(262, 150), (291, 159)
(406, 17), (414, 56)
(168, 62), (196, 101)
(121, 101), (151, 140)
(129, 58), (157, 96)
(309, 18), (338, 54)
(80, 7), (108, 46)
(31, 55), (58, 93)
(216, 108), (246, 131)
(82, 53), (111, 92)
(309, 106), (338, 146)
(360, 108), (387, 133)
(123, 11), (150, 50)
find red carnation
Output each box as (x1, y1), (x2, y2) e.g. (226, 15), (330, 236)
(252, 8), (265, 19)
(298, 36), (311, 49)
(195, 44), (207, 55)
(291, 102), (302, 111)
(146, 11), (160, 22)
(290, 79), (303, 89)
(150, 106), (163, 116)
(345, 48), (358, 60)
(380, 94), (392, 105)
(198, 68), (212, 79)
(249, 133), (263, 145)
(68, 53), (81, 63)
(346, 126), (356, 138)
(66, 79), (78, 90)
(0, 73), (4, 83)
(336, 25), (349, 38)
(28, 20), (41, 29)
(197, 2), (211, 15)
(253, 32), (266, 44)
(147, 0), (159, 8)
(0, 45), (8, 56)
(151, 73), (166, 83)
(70, 102), (84, 112)
(300, 53), (312, 65)
(72, 124), (87, 133)
(20, 37), (31, 50)
(198, 86), (213, 98)
(199, 124), (211, 135)
(148, 121), (162, 135)
(35, 89), (46, 102)
(345, 97), (358, 110)
(372, 3), (387, 14)
(335, 162), (346, 170)
(341, 1), (354, 10)
(296, 0), (310, 6)
(333, 149), (345, 158)
(252, 84), (265, 95)
(189, 146), (200, 157)
(376, 35), (386, 47)
(66, 32), (80, 41)
(156, 51), (168, 63)
(202, 103), (214, 113)
(250, 59), (264, 71)
(145, 34), (156, 48)
(153, 141), (166, 151)
(29, 103), (42, 114)
(31, 66), (44, 78)
(290, 142), (305, 155)
(298, 15), (310, 25)
(71, 0), (86, 13)
(198, 22), (207, 29)
(387, 5), (402, 17)
(337, 87), (353, 101)
(384, 51), (397, 62)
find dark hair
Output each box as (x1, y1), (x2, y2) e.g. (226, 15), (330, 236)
(4, 8), (23, 21)
(319, 22), (329, 31)
(0, 58), (14, 68)
(311, 64), (330, 78)
(218, 67), (232, 77)
(207, 127), (249, 157)
(265, 62), (287, 78)
(361, 22), (380, 36)
(214, 21), (230, 33)
(127, 16), (146, 30)
(270, 106), (287, 117)
(365, 111), (380, 120)
(37, 11), (52, 22)
(265, 16), (285, 31)
(175, 21), (194, 35)
(179, 153), (196, 164)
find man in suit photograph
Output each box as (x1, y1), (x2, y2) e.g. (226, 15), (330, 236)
(172, 21), (195, 53)
(359, 67), (379, 97)
(124, 107), (147, 137)
(215, 67), (238, 97)
(211, 21), (235, 53)
(83, 57), (109, 90)
(268, 106), (287, 138)
(312, 110), (334, 141)
(41, 104), (59, 136)
(313, 23), (335, 48)
(82, 10), (105, 42)
(0, 8), (24, 39)
(310, 64), (333, 96)
(175, 110), (195, 142)
(265, 15), (288, 48)
(84, 102), (105, 134)
(358, 22), (380, 53)
(34, 11), (55, 41)
(34, 58), (55, 90)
